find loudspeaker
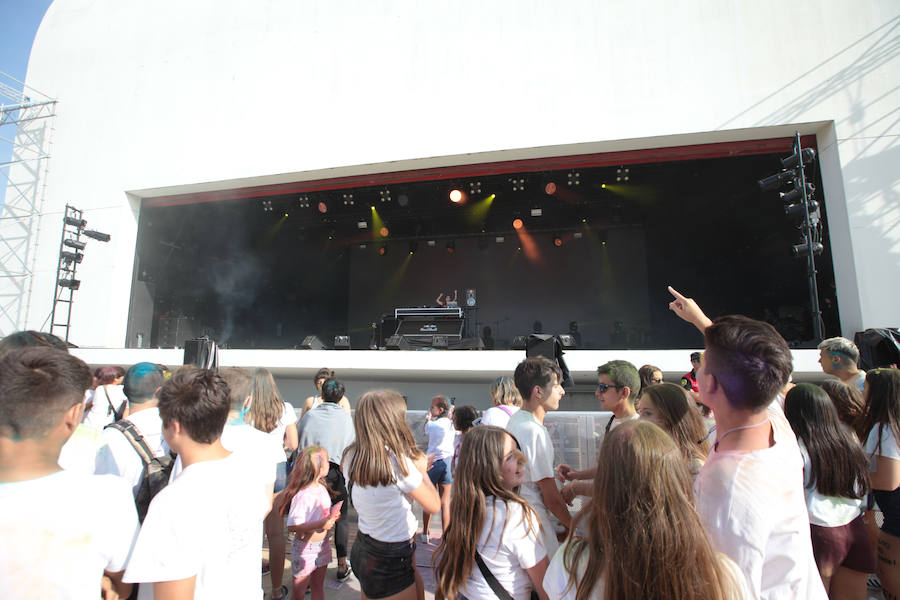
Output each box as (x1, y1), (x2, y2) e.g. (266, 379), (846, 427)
(432, 335), (449, 349)
(557, 334), (578, 349)
(448, 336), (485, 350)
(299, 335), (326, 350)
(524, 334), (574, 388)
(385, 335), (413, 350)
(465, 288), (477, 307)
(333, 335), (351, 350)
(854, 328), (900, 370)
(184, 337), (218, 369)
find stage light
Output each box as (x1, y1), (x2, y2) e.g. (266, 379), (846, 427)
(530, 208), (542, 217)
(83, 229), (111, 242)
(357, 220), (368, 229)
(758, 170), (794, 192)
(262, 200), (273, 212)
(408, 241), (418, 255)
(573, 232), (583, 239)
(510, 177), (526, 192)
(298, 195), (310, 208)
(601, 184), (607, 189)
(781, 148), (816, 169)
(553, 236), (563, 247)
(467, 181), (482, 194)
(64, 217), (87, 228)
(342, 193), (354, 206)
(495, 236), (505, 243)
(545, 182), (557, 195)
(317, 201), (328, 214)
(58, 278), (80, 290)
(446, 240), (455, 254)
(792, 240), (824, 256)
(378, 245), (388, 256)
(64, 239), (86, 250)
(379, 189), (391, 203)
(427, 240), (436, 247)
(379, 226), (389, 237)
(283, 213), (289, 217)
(602, 240), (607, 246)
(616, 167), (630, 182)
(512, 218), (524, 230)
(449, 189), (463, 203)
(359, 243), (368, 249)
(567, 171), (581, 186)
(61, 251), (83, 264)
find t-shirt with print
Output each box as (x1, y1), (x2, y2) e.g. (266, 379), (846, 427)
(458, 498), (546, 600)
(124, 451), (274, 599)
(0, 470), (139, 599)
(288, 483), (332, 550)
(343, 452), (422, 542)
(694, 405), (827, 600)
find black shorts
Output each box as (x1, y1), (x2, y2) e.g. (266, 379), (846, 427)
(350, 531), (417, 599)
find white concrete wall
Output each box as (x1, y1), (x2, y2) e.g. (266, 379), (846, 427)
(13, 0), (900, 346)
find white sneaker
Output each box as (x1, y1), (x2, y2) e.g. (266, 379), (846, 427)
(417, 533), (429, 544)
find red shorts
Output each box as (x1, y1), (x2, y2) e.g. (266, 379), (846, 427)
(810, 514), (877, 574)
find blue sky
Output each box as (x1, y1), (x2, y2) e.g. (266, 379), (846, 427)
(1, 0), (54, 205)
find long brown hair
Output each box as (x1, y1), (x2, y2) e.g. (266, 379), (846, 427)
(278, 446), (332, 516)
(638, 383), (710, 465)
(820, 379), (865, 437)
(247, 368), (283, 433)
(563, 420), (741, 600)
(434, 426), (537, 600)
(859, 369), (900, 455)
(342, 390), (421, 486)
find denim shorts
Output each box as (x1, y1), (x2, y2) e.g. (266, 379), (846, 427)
(350, 531), (416, 599)
(274, 461), (287, 493)
(428, 457), (453, 486)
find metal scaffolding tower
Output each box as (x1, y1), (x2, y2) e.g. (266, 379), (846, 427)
(0, 72), (57, 337)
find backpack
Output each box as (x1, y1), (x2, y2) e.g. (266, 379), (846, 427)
(105, 419), (175, 523)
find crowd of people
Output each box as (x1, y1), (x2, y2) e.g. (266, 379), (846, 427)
(1, 288), (899, 600)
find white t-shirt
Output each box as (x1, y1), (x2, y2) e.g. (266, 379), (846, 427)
(168, 422), (285, 483)
(425, 417), (455, 461)
(694, 405), (827, 600)
(0, 470), (139, 599)
(343, 452), (423, 542)
(605, 412), (639, 434)
(481, 405), (520, 428)
(82, 384), (128, 430)
(865, 423), (900, 461)
(95, 407), (169, 497)
(543, 539), (751, 599)
(799, 442), (863, 527)
(124, 451), (274, 599)
(58, 423), (105, 474)
(265, 401), (298, 448)
(458, 498), (546, 600)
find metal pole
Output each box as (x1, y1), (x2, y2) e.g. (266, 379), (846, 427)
(795, 131), (824, 341)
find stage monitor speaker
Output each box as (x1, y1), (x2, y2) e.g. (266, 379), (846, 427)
(299, 335), (326, 350)
(524, 334), (574, 389)
(448, 336), (485, 350)
(184, 337), (218, 369)
(854, 328), (900, 370)
(385, 334), (414, 350)
(432, 335), (449, 348)
(333, 335), (351, 350)
(557, 334), (578, 349)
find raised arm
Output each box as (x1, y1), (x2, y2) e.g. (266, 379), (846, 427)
(667, 286), (713, 333)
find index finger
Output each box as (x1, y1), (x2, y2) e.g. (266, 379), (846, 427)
(668, 286), (686, 301)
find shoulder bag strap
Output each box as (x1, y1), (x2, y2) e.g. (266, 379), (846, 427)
(106, 419), (154, 466)
(474, 552), (515, 600)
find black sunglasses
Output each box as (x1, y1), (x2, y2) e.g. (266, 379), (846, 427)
(596, 383), (625, 393)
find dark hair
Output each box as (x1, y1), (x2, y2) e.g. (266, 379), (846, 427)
(122, 362), (165, 404)
(859, 369), (900, 455)
(514, 356), (562, 401)
(321, 378), (345, 404)
(0, 347), (92, 438)
(314, 367), (335, 384)
(638, 383), (709, 464)
(597, 360), (641, 402)
(453, 405), (479, 431)
(432, 395), (450, 418)
(703, 315), (793, 411)
(157, 366), (230, 444)
(638, 364), (663, 390)
(219, 367), (252, 411)
(0, 330), (69, 351)
(94, 365), (126, 386)
(819, 379), (865, 436)
(784, 383), (869, 499)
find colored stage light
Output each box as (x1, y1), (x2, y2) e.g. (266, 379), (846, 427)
(512, 218), (524, 230)
(317, 201), (328, 213)
(449, 189), (463, 203)
(378, 245), (388, 256)
(601, 183), (607, 189)
(446, 240), (455, 253)
(379, 226), (389, 237)
(408, 241), (418, 255)
(545, 182), (557, 195)
(553, 236), (563, 247)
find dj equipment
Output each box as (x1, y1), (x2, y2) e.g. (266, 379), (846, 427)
(389, 307), (465, 346)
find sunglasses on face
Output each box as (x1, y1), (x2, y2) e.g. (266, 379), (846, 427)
(596, 383), (625, 393)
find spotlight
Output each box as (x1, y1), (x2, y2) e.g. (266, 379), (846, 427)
(446, 240), (455, 254)
(83, 229), (110, 242)
(601, 184), (607, 189)
(510, 177), (526, 192)
(58, 278), (81, 290)
(317, 201), (328, 214)
(573, 232), (583, 239)
(64, 217), (87, 228)
(379, 226), (389, 237)
(64, 239), (86, 250)
(553, 236), (563, 247)
(530, 208), (542, 217)
(495, 236), (505, 243)
(449, 189), (463, 203)
(545, 182), (557, 195)
(512, 218), (524, 230)
(358, 243), (368, 249)
(427, 240), (436, 247)
(408, 241), (418, 255)
(342, 193), (354, 206)
(567, 171), (581, 186)
(616, 167), (630, 182)
(758, 170), (794, 192)
(61, 251), (83, 264)
(379, 189), (391, 203)
(298, 195), (310, 208)
(262, 200), (273, 212)
(283, 212), (289, 218)
(357, 220), (368, 229)
(467, 181), (482, 194)
(378, 245), (388, 256)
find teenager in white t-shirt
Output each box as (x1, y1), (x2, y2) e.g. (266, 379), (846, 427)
(859, 368), (900, 598)
(480, 376), (522, 428)
(124, 367), (275, 600)
(783, 383), (875, 598)
(667, 286), (827, 599)
(434, 425), (549, 600)
(342, 390), (440, 600)
(507, 357), (571, 557)
(0, 347), (139, 599)
(544, 420), (749, 600)
(421, 395), (455, 543)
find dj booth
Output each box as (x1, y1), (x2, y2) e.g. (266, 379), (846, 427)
(383, 306), (480, 349)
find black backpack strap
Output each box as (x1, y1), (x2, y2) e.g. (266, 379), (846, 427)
(474, 552), (515, 600)
(106, 419), (154, 466)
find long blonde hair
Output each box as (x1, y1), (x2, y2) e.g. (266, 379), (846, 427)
(342, 390), (421, 486)
(434, 426), (538, 600)
(490, 376), (522, 407)
(247, 368), (283, 433)
(564, 420), (740, 600)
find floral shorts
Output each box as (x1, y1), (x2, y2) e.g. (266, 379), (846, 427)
(291, 538), (332, 580)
